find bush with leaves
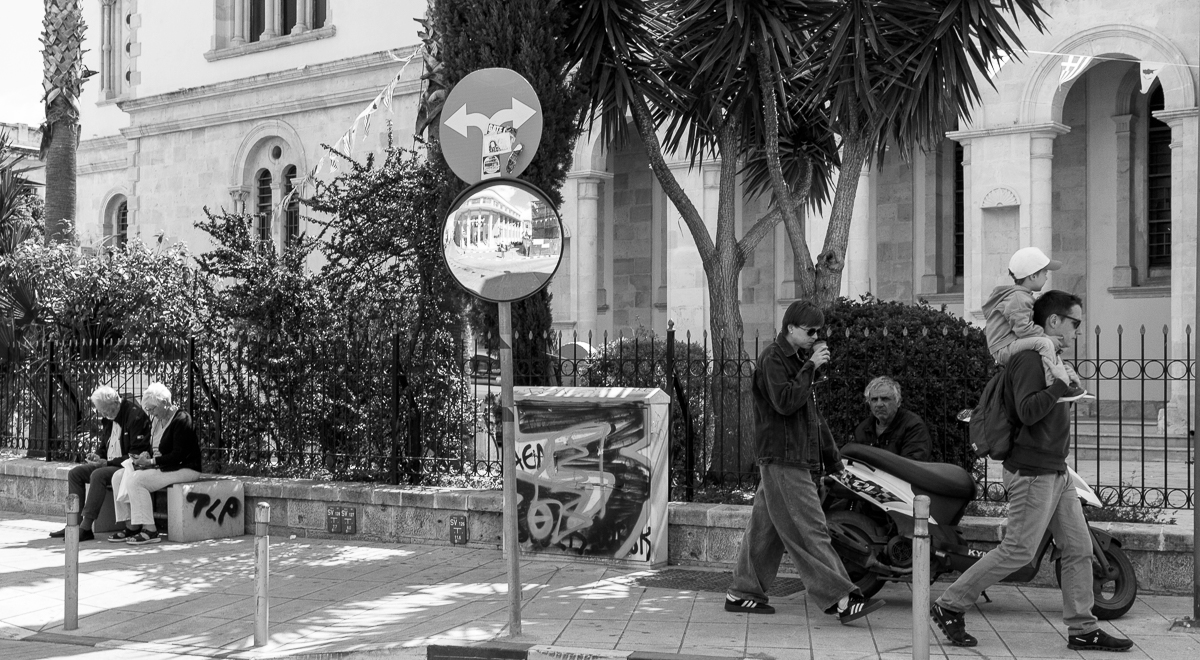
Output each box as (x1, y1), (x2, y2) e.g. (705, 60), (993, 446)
(816, 295), (994, 470)
(305, 144), (471, 481)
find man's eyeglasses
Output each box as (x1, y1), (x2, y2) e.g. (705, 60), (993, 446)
(1060, 314), (1082, 330)
(800, 327), (821, 337)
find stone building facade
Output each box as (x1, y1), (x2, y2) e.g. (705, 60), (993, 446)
(51, 1), (1199, 420)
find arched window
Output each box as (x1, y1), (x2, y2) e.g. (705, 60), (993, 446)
(1147, 85), (1171, 274)
(256, 169), (273, 243)
(116, 201), (129, 247)
(283, 165), (300, 245)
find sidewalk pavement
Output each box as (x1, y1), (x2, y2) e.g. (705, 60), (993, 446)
(1, 511), (1197, 660)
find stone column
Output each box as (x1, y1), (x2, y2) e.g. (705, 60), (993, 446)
(1029, 127), (1067, 253)
(100, 0), (114, 96)
(231, 0), (247, 45)
(1158, 109), (1199, 432)
(573, 175), (603, 337)
(295, 0), (310, 32)
(1112, 114), (1139, 287)
(228, 186), (250, 215)
(262, 0), (279, 40)
(845, 163), (872, 298)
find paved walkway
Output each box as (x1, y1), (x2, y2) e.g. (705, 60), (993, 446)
(1, 511), (1197, 660)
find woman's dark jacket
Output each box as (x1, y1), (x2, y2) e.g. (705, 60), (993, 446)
(97, 398), (152, 468)
(751, 332), (843, 472)
(154, 410), (203, 473)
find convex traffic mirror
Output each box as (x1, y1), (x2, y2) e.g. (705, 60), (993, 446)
(441, 179), (564, 303)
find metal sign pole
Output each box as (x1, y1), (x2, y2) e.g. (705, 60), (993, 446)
(500, 301), (522, 637)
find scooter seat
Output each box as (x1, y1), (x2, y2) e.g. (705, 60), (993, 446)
(841, 444), (976, 499)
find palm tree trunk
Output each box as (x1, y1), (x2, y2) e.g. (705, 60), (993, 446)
(43, 97), (78, 243)
(41, 0), (87, 244)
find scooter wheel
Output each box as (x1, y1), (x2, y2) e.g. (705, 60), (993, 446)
(1055, 544), (1137, 620)
(826, 510), (886, 599)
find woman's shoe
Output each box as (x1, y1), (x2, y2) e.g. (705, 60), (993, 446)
(126, 529), (161, 545)
(108, 528), (137, 543)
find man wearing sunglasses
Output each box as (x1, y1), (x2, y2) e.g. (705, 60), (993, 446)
(725, 300), (884, 625)
(932, 291), (1132, 652)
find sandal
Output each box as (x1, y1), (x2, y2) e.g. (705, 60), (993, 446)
(107, 528), (137, 543)
(126, 529), (161, 545)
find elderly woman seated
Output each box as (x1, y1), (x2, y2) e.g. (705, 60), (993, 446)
(109, 382), (202, 545)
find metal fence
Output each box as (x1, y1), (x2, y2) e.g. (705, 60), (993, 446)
(1, 323), (1194, 509)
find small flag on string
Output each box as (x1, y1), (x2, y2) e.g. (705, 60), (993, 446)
(1059, 54), (1093, 87)
(1139, 61), (1166, 94)
(357, 98), (380, 139)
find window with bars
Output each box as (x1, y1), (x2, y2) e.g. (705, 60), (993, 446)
(1147, 86), (1171, 272)
(283, 165), (300, 245)
(116, 201), (128, 247)
(256, 169), (273, 243)
(954, 143), (964, 281)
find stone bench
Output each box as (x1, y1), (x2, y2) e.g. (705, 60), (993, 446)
(92, 477), (245, 542)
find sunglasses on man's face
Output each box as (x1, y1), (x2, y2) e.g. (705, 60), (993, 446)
(799, 327), (821, 337)
(1060, 314), (1082, 330)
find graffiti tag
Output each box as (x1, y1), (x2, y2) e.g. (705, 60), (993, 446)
(186, 491), (241, 526)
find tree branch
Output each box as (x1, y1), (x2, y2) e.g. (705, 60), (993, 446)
(628, 93), (716, 263)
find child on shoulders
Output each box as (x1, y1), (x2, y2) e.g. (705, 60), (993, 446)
(983, 247), (1089, 403)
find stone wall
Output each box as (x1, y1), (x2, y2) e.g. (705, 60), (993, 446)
(3, 459), (1191, 594)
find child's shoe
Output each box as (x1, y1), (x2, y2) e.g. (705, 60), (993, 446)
(1058, 384), (1094, 403)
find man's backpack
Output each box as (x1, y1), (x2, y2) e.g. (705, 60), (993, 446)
(968, 367), (1017, 460)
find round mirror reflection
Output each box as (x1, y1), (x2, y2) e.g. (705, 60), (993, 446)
(442, 180), (564, 303)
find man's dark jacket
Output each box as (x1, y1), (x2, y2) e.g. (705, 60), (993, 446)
(1003, 350), (1071, 475)
(751, 332), (843, 472)
(94, 398), (151, 467)
(850, 408), (932, 461)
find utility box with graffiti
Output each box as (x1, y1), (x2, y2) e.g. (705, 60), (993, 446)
(512, 386), (669, 567)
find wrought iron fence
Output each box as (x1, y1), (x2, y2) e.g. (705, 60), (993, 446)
(1, 323), (1194, 509)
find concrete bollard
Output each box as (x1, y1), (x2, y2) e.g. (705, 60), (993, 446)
(64, 494), (80, 631)
(912, 495), (931, 660)
(253, 502), (270, 647)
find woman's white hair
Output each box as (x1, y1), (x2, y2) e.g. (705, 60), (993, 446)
(141, 382), (174, 409)
(90, 385), (121, 410)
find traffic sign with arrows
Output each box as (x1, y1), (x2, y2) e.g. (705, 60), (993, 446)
(439, 68), (543, 185)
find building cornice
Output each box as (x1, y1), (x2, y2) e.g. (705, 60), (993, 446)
(947, 122), (1070, 142)
(1153, 107), (1200, 124)
(119, 80), (420, 139)
(78, 135), (127, 151)
(118, 47), (419, 114)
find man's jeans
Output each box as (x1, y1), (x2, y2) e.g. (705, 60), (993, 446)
(66, 463), (120, 521)
(936, 468), (1097, 635)
(728, 463), (856, 611)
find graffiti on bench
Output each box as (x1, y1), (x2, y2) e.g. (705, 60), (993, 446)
(167, 481), (245, 542)
(185, 491), (241, 526)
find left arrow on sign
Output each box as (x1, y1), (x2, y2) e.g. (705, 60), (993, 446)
(445, 104), (491, 138)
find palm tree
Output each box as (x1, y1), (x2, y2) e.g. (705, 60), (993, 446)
(789, 0), (1047, 304)
(558, 0), (1046, 475)
(40, 0), (89, 244)
(0, 132), (43, 360)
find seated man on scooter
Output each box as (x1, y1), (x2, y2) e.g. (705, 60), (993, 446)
(929, 290), (1132, 653)
(848, 376), (932, 461)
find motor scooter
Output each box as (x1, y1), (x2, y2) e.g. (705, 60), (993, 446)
(822, 424), (1138, 620)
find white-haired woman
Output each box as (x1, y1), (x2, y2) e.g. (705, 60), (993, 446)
(109, 383), (202, 545)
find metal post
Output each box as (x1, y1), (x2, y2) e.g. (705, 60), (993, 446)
(64, 494), (80, 631)
(391, 332), (401, 485)
(912, 495), (931, 660)
(499, 301), (522, 637)
(253, 502), (270, 646)
(188, 338), (196, 420)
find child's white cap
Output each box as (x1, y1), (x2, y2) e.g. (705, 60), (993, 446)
(1009, 247), (1062, 279)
